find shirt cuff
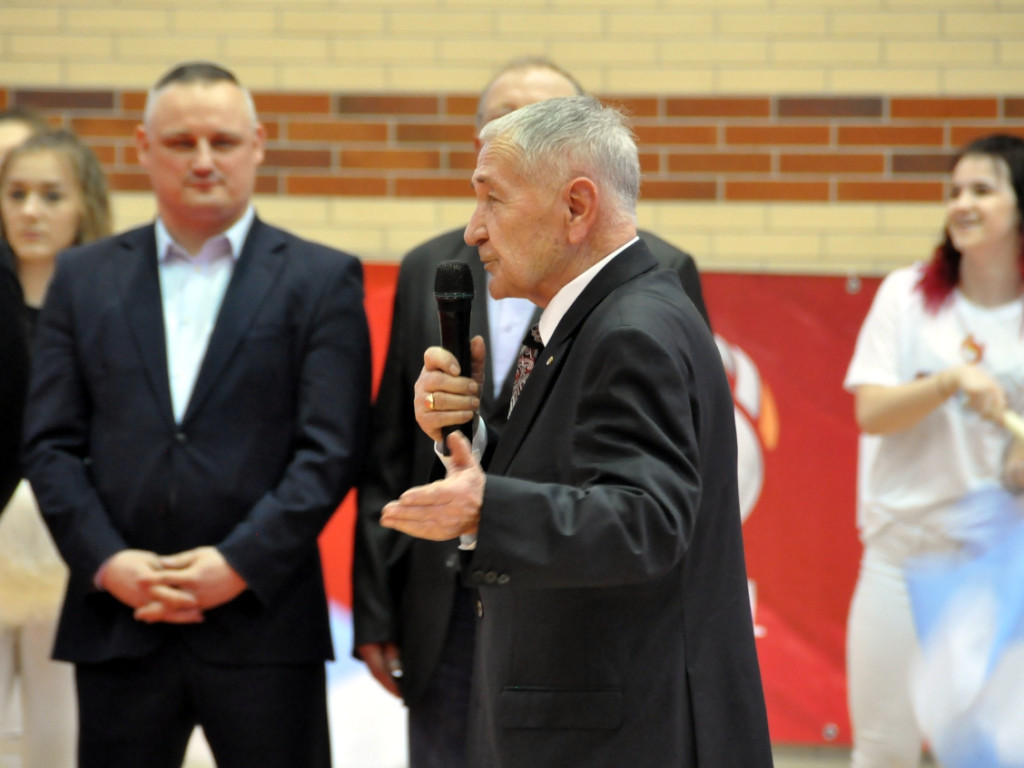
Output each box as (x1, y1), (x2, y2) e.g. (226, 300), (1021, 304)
(434, 415), (487, 468)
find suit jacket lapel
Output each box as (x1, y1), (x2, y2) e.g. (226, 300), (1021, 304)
(182, 218), (286, 423)
(488, 241), (658, 472)
(118, 226), (175, 426)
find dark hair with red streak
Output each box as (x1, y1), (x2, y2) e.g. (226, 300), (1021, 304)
(918, 133), (1024, 312)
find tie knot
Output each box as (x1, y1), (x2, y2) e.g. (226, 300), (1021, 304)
(525, 323), (543, 350)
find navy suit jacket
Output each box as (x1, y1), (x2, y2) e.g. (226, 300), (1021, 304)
(23, 218), (371, 664)
(465, 241), (771, 766)
(352, 226), (710, 704)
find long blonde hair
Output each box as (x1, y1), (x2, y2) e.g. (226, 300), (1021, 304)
(0, 128), (112, 248)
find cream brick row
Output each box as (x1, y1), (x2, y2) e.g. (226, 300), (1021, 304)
(597, 12), (716, 37)
(719, 13), (828, 36)
(659, 41), (768, 64)
(772, 41), (881, 65)
(111, 194), (934, 277)
(225, 38), (330, 64)
(886, 41), (996, 65)
(9, 35), (112, 59)
(830, 13), (941, 37)
(279, 12), (386, 35)
(2, 59), (974, 96)
(65, 9), (170, 31)
(3, 2), (1023, 93)
(116, 37), (223, 63)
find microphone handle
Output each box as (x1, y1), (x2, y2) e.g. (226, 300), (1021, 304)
(437, 299), (474, 452)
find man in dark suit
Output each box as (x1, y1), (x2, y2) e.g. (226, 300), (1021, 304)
(352, 57), (710, 768)
(380, 95), (772, 767)
(21, 61), (370, 768)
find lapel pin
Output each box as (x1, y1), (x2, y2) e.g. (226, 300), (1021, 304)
(546, 356), (554, 365)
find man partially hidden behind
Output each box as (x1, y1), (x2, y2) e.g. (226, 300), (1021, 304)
(381, 95), (772, 767)
(22, 61), (370, 768)
(352, 57), (711, 768)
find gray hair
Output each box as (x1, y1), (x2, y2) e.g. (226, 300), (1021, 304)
(143, 61), (258, 127)
(478, 95), (639, 218)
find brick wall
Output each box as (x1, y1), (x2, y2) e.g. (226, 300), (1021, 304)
(2, 0), (1022, 274)
(7, 86), (1023, 205)
(4, 85), (1022, 271)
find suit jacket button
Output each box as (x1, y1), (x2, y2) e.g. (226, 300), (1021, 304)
(175, 432), (187, 444)
(445, 553), (459, 569)
(470, 570), (484, 585)
(476, 599), (484, 619)
(484, 571), (498, 584)
(497, 574), (510, 585)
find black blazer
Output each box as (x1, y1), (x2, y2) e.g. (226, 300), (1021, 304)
(0, 245), (28, 510)
(465, 241), (771, 766)
(22, 219), (371, 665)
(352, 227), (710, 704)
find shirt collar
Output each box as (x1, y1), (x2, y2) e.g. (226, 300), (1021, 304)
(537, 236), (639, 344)
(155, 206), (256, 265)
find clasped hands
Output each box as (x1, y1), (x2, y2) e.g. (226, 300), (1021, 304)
(951, 365), (1024, 491)
(954, 364), (1010, 424)
(101, 545), (247, 625)
(380, 340), (487, 542)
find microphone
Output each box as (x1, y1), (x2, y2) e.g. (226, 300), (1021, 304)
(434, 261), (475, 453)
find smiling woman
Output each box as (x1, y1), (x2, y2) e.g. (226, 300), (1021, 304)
(843, 133), (1024, 768)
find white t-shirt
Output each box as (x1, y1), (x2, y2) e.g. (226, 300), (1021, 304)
(844, 263), (1024, 552)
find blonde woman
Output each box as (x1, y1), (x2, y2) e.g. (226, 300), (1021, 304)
(0, 128), (110, 768)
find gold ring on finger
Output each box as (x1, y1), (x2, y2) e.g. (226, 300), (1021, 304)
(426, 392), (435, 410)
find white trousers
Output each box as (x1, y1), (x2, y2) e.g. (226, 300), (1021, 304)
(0, 617), (76, 768)
(846, 546), (926, 768)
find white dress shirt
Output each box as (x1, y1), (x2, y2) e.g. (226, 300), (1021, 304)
(485, 278), (536, 399)
(455, 236), (639, 549)
(155, 207), (255, 423)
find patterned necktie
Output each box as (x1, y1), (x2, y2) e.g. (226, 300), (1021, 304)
(508, 323), (544, 416)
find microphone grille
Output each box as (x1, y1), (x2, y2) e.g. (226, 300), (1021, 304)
(434, 261), (475, 299)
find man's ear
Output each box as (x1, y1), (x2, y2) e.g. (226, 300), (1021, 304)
(565, 177), (598, 245)
(252, 122), (267, 166)
(135, 124), (150, 167)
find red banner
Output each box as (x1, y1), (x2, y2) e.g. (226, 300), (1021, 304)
(320, 266), (882, 747)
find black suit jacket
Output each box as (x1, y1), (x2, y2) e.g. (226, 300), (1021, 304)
(465, 241), (770, 766)
(0, 245), (28, 510)
(22, 219), (371, 664)
(352, 227), (709, 704)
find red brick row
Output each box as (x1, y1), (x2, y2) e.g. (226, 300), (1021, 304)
(5, 87), (1024, 204)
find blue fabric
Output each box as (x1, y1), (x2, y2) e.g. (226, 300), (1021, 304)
(905, 488), (1024, 768)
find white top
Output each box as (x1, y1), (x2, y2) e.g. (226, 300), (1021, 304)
(485, 281), (535, 399)
(156, 208), (254, 422)
(844, 262), (1024, 552)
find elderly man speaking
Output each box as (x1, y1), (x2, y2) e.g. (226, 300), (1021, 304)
(380, 95), (772, 768)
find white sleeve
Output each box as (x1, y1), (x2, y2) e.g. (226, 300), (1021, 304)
(844, 266), (919, 391)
